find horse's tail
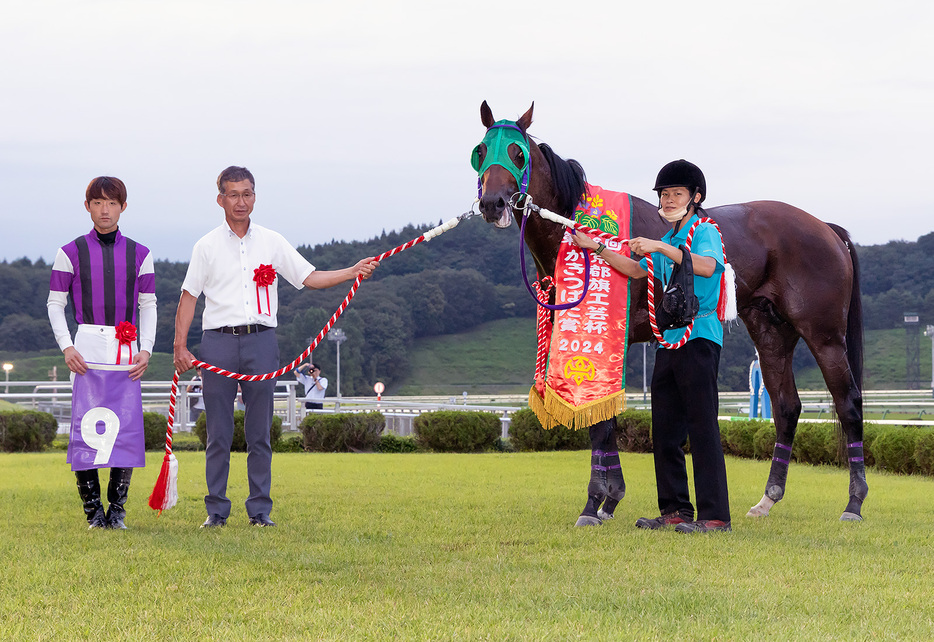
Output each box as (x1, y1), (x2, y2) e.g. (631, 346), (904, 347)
(828, 223), (864, 391)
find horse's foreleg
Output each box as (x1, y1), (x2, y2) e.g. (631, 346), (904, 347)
(575, 419), (624, 527)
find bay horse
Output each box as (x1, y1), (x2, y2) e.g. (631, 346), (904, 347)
(474, 101), (866, 524)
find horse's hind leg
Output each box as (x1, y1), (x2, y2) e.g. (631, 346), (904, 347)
(574, 419), (625, 526)
(809, 341), (867, 521)
(743, 307), (802, 518)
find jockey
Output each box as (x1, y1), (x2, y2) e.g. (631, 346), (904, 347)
(571, 159), (732, 534)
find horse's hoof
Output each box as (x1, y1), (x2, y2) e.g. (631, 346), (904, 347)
(746, 495), (775, 518)
(597, 509), (614, 521)
(575, 515), (602, 527)
(840, 511), (863, 522)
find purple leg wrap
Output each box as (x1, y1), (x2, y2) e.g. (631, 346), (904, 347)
(772, 442), (792, 465)
(847, 442), (865, 463)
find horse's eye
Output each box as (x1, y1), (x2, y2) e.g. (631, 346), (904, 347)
(513, 150), (525, 169)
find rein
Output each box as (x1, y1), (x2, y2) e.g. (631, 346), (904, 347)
(149, 205), (479, 513)
(518, 199), (590, 311)
(511, 193), (621, 311)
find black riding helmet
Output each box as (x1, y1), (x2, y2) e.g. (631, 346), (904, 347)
(654, 159), (706, 204)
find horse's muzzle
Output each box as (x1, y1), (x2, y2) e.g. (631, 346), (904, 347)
(479, 193), (513, 229)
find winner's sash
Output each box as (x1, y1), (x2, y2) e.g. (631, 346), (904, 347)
(67, 364), (146, 471)
(529, 186), (631, 429)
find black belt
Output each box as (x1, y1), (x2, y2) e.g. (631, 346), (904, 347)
(211, 324), (273, 336)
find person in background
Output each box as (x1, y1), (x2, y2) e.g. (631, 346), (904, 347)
(190, 367), (205, 423)
(295, 362), (328, 410)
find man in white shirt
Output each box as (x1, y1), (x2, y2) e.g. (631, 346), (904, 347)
(173, 166), (378, 529)
(295, 362), (328, 410)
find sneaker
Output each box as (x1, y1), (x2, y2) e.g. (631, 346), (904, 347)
(675, 519), (732, 534)
(635, 511), (691, 530)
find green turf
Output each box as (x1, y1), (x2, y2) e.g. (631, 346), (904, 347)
(2, 450), (932, 640)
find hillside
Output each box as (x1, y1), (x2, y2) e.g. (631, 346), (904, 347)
(3, 227), (934, 394)
(390, 322), (933, 396)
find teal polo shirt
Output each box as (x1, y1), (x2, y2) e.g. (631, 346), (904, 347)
(639, 214), (725, 347)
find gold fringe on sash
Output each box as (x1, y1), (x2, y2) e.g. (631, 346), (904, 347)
(528, 386), (626, 430)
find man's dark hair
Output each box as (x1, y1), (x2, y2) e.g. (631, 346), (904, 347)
(217, 166), (255, 194)
(85, 176), (128, 206)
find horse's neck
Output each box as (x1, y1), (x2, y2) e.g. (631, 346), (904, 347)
(523, 214), (565, 278)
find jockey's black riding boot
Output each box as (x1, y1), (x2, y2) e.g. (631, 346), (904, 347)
(75, 469), (106, 529)
(597, 451), (626, 520)
(106, 467), (133, 530)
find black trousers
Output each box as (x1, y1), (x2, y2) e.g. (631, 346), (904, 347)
(651, 338), (730, 522)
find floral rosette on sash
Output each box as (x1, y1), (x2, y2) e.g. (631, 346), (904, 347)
(253, 264), (277, 316)
(529, 186), (632, 430)
(115, 321), (137, 365)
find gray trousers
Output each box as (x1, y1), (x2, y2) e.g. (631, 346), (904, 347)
(200, 329), (279, 519)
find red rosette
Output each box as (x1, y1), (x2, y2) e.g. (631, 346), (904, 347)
(115, 321), (137, 365)
(115, 321), (137, 343)
(253, 264), (276, 286)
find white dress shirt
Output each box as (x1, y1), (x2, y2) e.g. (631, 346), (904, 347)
(181, 221), (315, 330)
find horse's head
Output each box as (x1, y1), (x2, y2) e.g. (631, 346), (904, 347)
(472, 101), (534, 228)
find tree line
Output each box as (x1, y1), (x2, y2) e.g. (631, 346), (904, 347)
(2, 225), (932, 393)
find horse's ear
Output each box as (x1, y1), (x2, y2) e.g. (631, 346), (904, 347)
(517, 102), (534, 132)
(480, 101), (495, 128)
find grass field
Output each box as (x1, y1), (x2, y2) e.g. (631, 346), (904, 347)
(2, 450), (932, 640)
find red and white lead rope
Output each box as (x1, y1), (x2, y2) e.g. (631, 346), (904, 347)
(148, 212), (469, 513)
(645, 216), (732, 349)
(532, 277), (554, 385)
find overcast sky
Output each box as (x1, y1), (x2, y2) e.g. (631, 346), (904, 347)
(2, 0), (931, 263)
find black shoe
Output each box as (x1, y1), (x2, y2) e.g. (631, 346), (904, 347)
(107, 510), (127, 530)
(201, 514), (227, 528)
(635, 511), (692, 530)
(88, 507), (108, 529)
(675, 519), (732, 534)
(249, 514), (276, 527)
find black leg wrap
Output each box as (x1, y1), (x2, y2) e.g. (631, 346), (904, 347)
(842, 443), (868, 519)
(75, 469), (106, 528)
(597, 452), (626, 519)
(765, 442), (792, 502)
(106, 467), (133, 529)
(581, 451), (607, 518)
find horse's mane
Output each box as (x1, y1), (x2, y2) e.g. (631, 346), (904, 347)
(537, 143), (587, 218)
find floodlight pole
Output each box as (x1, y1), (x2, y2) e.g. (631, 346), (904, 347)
(327, 328), (347, 399)
(926, 325), (934, 397)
